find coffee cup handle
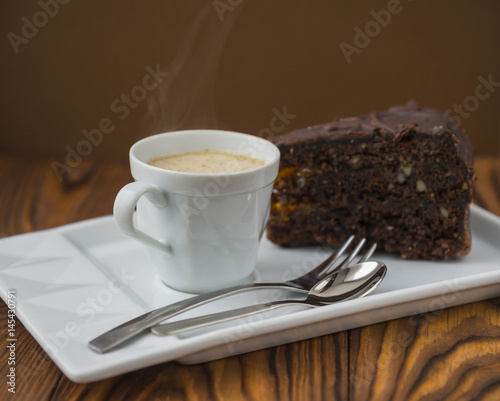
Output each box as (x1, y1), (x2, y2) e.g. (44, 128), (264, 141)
(113, 182), (172, 254)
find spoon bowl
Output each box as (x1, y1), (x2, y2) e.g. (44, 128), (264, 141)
(309, 260), (387, 304)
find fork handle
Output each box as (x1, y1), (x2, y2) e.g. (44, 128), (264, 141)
(88, 282), (306, 353)
(151, 300), (311, 336)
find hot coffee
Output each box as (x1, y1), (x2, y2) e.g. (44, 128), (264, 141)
(149, 150), (264, 174)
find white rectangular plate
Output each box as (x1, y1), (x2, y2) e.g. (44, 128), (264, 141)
(0, 204), (499, 383)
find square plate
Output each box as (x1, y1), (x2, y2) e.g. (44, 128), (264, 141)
(0, 204), (499, 383)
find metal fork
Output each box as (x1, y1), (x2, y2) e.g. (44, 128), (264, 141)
(88, 236), (375, 353)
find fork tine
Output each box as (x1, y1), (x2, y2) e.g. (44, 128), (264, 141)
(359, 243), (377, 262)
(339, 238), (366, 269)
(316, 235), (355, 276)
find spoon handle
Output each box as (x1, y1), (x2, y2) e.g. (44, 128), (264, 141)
(88, 282), (306, 353)
(151, 300), (312, 336)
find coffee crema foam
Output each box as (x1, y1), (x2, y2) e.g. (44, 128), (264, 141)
(149, 150), (265, 174)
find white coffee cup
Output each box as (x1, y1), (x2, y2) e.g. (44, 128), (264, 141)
(113, 130), (280, 293)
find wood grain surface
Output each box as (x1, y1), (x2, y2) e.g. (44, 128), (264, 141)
(0, 155), (499, 401)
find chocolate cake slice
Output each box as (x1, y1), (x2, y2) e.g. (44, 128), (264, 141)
(267, 102), (474, 259)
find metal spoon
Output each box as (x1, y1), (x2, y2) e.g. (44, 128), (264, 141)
(151, 260), (387, 336)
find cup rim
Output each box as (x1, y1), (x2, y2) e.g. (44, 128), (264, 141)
(130, 129), (281, 178)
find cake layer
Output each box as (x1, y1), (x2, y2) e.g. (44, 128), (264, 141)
(273, 165), (471, 203)
(268, 200), (470, 259)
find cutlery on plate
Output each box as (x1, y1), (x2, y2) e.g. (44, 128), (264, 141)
(151, 260), (387, 336)
(88, 236), (375, 353)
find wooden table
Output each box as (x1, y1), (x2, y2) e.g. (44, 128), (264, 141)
(1, 155), (499, 401)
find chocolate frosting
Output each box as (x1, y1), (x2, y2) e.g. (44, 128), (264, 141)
(272, 101), (474, 167)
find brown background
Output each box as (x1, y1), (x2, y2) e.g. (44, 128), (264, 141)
(1, 0), (500, 161)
